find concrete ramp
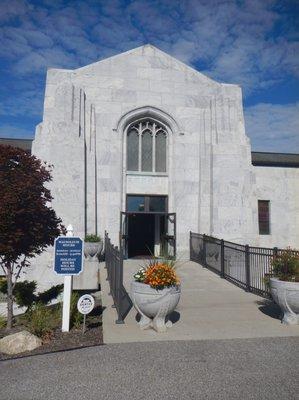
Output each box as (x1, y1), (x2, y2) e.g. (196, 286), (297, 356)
(100, 260), (299, 344)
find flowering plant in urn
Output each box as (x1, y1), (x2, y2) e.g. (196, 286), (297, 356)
(269, 248), (299, 325)
(131, 260), (181, 332)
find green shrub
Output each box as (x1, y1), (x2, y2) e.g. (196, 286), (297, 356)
(272, 249), (299, 282)
(0, 280), (63, 311)
(37, 284), (63, 305)
(0, 280), (36, 310)
(70, 292), (83, 328)
(0, 278), (7, 295)
(14, 281), (37, 309)
(25, 303), (55, 338)
(85, 234), (102, 243)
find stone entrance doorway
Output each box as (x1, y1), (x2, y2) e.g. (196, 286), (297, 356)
(120, 195), (176, 258)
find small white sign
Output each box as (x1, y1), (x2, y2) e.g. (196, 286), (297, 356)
(77, 294), (95, 315)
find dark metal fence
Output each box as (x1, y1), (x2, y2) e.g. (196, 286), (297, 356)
(190, 232), (298, 297)
(104, 232), (132, 323)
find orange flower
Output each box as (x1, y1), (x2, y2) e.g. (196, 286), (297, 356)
(143, 261), (179, 289)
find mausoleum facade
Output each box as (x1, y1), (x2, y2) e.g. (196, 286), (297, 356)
(25, 44), (298, 287)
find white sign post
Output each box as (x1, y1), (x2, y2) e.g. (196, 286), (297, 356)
(62, 274), (72, 332)
(53, 225), (84, 333)
(77, 294), (95, 334)
(62, 225), (73, 332)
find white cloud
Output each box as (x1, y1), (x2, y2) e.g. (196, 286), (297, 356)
(0, 88), (43, 117)
(0, 0), (297, 95)
(0, 0), (29, 23)
(0, 0), (298, 152)
(244, 103), (299, 152)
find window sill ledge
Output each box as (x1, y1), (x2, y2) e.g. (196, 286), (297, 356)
(126, 171), (168, 177)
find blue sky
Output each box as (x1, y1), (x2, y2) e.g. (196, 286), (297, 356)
(0, 0), (298, 152)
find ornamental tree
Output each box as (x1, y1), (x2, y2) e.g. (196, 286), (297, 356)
(0, 145), (64, 329)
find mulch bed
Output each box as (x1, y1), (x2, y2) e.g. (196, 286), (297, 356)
(0, 306), (103, 361)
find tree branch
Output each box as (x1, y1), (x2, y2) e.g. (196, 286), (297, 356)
(11, 261), (15, 275)
(12, 257), (26, 290)
(0, 263), (6, 275)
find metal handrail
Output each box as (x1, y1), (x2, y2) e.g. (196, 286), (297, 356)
(104, 231), (132, 324)
(190, 231), (298, 297)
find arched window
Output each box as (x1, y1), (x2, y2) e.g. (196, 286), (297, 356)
(126, 120), (167, 173)
(155, 129), (167, 172)
(141, 130), (153, 172)
(127, 128), (139, 171)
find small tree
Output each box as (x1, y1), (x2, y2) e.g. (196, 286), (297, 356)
(0, 145), (64, 329)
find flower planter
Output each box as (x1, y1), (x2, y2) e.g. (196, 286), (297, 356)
(270, 278), (299, 325)
(84, 241), (103, 260)
(130, 281), (181, 332)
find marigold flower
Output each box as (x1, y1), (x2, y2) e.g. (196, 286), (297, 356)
(141, 261), (179, 289)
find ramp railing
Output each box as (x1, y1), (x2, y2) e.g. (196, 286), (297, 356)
(104, 232), (132, 323)
(190, 231), (298, 297)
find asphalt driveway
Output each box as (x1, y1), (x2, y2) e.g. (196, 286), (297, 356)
(1, 336), (298, 400)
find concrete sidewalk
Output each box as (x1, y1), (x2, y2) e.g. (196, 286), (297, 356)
(100, 260), (299, 344)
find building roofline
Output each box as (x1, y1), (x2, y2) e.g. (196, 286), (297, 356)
(252, 151), (299, 156)
(0, 137), (33, 152)
(75, 44), (222, 87)
(251, 151), (299, 168)
(0, 137), (33, 141)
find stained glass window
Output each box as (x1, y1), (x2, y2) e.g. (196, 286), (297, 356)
(126, 120), (167, 173)
(155, 131), (166, 172)
(141, 130), (153, 172)
(127, 129), (139, 171)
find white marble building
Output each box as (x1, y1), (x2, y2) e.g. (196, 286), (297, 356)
(21, 44), (299, 287)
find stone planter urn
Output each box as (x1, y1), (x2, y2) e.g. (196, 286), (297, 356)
(84, 241), (103, 260)
(130, 281), (181, 333)
(270, 278), (299, 325)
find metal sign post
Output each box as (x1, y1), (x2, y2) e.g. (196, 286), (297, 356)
(82, 314), (86, 334)
(54, 225), (84, 332)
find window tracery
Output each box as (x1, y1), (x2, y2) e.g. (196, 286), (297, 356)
(127, 120), (167, 173)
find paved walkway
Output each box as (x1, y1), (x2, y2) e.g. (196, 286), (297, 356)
(1, 337), (298, 400)
(100, 259), (299, 343)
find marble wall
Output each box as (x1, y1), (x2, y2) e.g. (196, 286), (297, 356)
(252, 166), (299, 248)
(29, 44), (299, 289)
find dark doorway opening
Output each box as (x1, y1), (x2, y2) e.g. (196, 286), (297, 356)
(120, 195), (176, 259)
(128, 214), (155, 258)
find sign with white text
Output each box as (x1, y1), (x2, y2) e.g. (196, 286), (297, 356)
(54, 236), (84, 276)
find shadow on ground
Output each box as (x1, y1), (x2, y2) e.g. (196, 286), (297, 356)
(256, 300), (281, 320)
(135, 310), (181, 324)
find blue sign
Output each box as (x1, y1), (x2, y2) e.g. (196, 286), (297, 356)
(54, 236), (84, 275)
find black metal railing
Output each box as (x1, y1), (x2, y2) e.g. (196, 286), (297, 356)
(104, 232), (132, 323)
(190, 232), (299, 297)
